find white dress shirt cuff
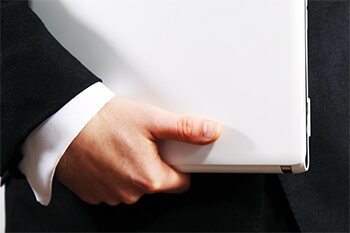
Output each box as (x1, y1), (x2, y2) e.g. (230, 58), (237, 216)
(19, 82), (115, 206)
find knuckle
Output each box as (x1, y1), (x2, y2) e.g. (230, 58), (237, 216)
(145, 182), (161, 194)
(106, 200), (121, 206)
(138, 178), (162, 194)
(176, 116), (193, 139)
(122, 194), (141, 205)
(179, 178), (191, 193)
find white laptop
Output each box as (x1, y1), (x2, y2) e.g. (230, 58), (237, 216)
(32, 0), (310, 174)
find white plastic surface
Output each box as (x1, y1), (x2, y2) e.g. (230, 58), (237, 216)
(0, 183), (4, 233)
(31, 0), (308, 173)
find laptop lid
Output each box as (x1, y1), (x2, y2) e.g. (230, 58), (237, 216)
(32, 0), (310, 173)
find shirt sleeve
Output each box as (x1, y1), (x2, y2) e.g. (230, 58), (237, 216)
(18, 82), (115, 206)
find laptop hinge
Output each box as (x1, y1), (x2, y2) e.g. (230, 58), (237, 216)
(281, 166), (293, 173)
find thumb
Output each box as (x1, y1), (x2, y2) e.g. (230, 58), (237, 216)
(149, 110), (222, 145)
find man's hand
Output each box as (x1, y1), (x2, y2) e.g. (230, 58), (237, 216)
(55, 96), (221, 205)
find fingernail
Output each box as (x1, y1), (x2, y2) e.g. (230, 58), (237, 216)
(203, 121), (216, 139)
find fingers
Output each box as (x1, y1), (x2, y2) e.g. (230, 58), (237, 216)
(157, 161), (191, 193)
(104, 165), (187, 205)
(104, 183), (144, 205)
(149, 111), (222, 145)
(116, 188), (144, 205)
(103, 160), (188, 206)
(130, 157), (190, 195)
(56, 97), (220, 207)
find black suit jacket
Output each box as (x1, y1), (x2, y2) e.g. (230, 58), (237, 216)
(1, 1), (348, 232)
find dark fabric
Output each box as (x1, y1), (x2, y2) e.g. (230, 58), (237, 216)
(6, 173), (299, 232)
(260, 175), (299, 232)
(3, 0), (349, 232)
(0, 0), (100, 177)
(279, 1), (349, 232)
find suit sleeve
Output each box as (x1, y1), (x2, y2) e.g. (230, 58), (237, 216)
(1, 1), (101, 177)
